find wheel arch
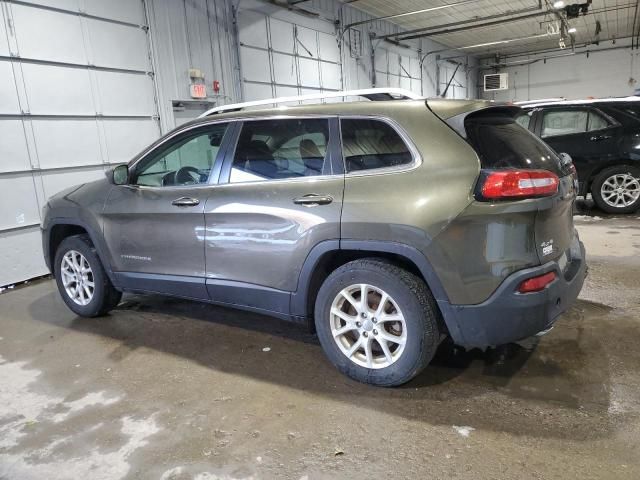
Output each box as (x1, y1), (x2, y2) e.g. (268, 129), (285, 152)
(45, 218), (118, 287)
(585, 160), (640, 196)
(292, 240), (462, 341)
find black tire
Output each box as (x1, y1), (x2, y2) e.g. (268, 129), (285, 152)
(314, 259), (441, 387)
(54, 234), (122, 317)
(591, 165), (640, 214)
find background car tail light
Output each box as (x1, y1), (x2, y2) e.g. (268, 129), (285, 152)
(518, 271), (557, 293)
(479, 169), (559, 200)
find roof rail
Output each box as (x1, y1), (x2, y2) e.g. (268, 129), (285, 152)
(199, 88), (423, 117)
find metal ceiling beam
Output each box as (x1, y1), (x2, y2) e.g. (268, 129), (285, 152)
(342, 0), (483, 31)
(379, 1), (543, 40)
(396, 9), (552, 41)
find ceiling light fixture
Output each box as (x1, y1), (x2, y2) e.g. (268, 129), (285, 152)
(568, 27), (577, 33)
(553, 1), (565, 8)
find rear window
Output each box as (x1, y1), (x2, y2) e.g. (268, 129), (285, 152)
(465, 114), (563, 175)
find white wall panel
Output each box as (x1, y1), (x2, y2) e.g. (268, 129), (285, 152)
(296, 26), (316, 59)
(31, 120), (102, 169)
(95, 71), (156, 116)
(0, 121), (30, 173)
(318, 32), (338, 62)
(270, 18), (294, 54)
(19, 0), (80, 12)
(272, 53), (296, 85)
(299, 57), (320, 88)
(21, 64), (94, 115)
(11, 5), (85, 64)
(0, 226), (47, 287)
(84, 0), (145, 25)
(0, 62), (21, 114)
(0, 175), (41, 230)
(240, 47), (271, 83)
(238, 10), (268, 47)
(321, 63), (341, 90)
(275, 85), (299, 97)
(40, 167), (106, 199)
(244, 82), (273, 101)
(88, 20), (150, 71)
(103, 119), (160, 164)
(0, 8), (10, 56)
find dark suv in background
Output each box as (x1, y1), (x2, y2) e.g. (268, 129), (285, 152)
(518, 99), (640, 213)
(41, 91), (586, 386)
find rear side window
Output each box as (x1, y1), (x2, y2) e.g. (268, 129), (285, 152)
(541, 108), (611, 137)
(230, 118), (329, 183)
(340, 118), (413, 173)
(465, 113), (562, 175)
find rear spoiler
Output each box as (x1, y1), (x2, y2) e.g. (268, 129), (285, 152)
(426, 99), (521, 138)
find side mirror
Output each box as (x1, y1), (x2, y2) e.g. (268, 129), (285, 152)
(111, 165), (129, 185)
(558, 152), (573, 166)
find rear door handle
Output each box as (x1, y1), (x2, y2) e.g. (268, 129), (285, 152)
(590, 134), (612, 141)
(293, 194), (333, 206)
(172, 197), (200, 207)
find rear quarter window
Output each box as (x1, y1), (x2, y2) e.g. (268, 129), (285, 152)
(464, 113), (563, 175)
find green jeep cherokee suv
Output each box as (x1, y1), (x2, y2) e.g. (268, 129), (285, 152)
(41, 89), (586, 386)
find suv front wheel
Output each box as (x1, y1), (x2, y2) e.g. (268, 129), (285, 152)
(314, 259), (440, 387)
(54, 234), (122, 317)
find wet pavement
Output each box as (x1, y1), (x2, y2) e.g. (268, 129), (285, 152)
(1, 202), (640, 479)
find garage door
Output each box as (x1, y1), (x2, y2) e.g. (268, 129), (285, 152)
(374, 45), (421, 95)
(0, 0), (160, 286)
(237, 10), (342, 101)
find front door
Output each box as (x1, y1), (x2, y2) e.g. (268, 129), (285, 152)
(203, 117), (344, 315)
(102, 122), (231, 299)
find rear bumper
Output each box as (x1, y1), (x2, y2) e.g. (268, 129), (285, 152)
(447, 235), (587, 349)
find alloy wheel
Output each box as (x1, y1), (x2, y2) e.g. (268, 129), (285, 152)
(329, 283), (407, 369)
(61, 250), (95, 306)
(600, 173), (640, 208)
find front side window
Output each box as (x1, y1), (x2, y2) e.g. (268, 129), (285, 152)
(340, 118), (412, 173)
(230, 118), (330, 183)
(133, 123), (228, 187)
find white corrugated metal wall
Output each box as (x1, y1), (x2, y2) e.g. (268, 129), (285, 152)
(0, 0), (160, 286)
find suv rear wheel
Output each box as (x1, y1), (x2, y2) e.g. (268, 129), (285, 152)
(314, 259), (440, 386)
(591, 165), (640, 214)
(54, 234), (122, 317)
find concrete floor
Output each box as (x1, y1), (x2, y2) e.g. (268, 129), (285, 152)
(1, 203), (640, 480)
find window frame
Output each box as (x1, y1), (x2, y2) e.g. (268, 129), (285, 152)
(338, 115), (422, 177)
(126, 120), (238, 189)
(218, 115), (343, 185)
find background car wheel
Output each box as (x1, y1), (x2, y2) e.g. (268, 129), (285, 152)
(54, 234), (122, 317)
(314, 259), (441, 387)
(591, 165), (640, 214)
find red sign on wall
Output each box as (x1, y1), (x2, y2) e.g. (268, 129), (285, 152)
(190, 84), (207, 99)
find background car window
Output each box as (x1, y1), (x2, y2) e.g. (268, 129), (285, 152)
(515, 111), (532, 129)
(230, 119), (329, 183)
(134, 123), (228, 187)
(541, 110), (588, 137)
(587, 110), (611, 131)
(340, 119), (412, 173)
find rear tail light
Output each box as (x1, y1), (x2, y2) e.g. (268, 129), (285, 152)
(478, 169), (559, 200)
(518, 271), (557, 293)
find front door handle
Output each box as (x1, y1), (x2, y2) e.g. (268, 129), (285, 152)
(172, 197), (200, 207)
(293, 194), (333, 206)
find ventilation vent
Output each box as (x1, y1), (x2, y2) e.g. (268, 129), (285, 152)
(484, 73), (508, 91)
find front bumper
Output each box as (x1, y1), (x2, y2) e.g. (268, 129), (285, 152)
(447, 236), (587, 349)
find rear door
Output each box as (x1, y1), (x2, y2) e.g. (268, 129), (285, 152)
(536, 106), (622, 188)
(203, 117), (344, 315)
